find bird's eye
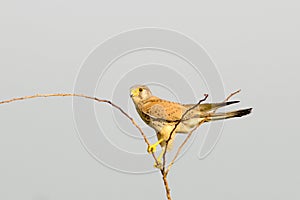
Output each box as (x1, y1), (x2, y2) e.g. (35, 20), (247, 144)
(139, 88), (143, 92)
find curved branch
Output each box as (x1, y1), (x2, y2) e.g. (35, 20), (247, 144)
(162, 94), (209, 171)
(0, 93), (160, 164)
(165, 89), (242, 174)
(0, 90), (242, 200)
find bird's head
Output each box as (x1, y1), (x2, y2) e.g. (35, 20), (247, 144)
(130, 85), (152, 104)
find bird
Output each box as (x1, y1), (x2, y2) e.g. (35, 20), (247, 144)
(130, 85), (252, 166)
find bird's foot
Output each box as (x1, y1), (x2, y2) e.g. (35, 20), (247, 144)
(147, 144), (157, 153)
(147, 139), (164, 153)
(154, 161), (163, 170)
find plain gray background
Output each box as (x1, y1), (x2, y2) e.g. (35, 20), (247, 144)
(0, 1), (299, 200)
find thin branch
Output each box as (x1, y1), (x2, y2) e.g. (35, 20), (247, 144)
(166, 94), (209, 144)
(224, 89), (241, 102)
(161, 171), (172, 200)
(162, 94), (209, 171)
(0, 93), (160, 164)
(165, 89), (242, 174)
(211, 89), (241, 114)
(165, 119), (206, 175)
(0, 90), (242, 200)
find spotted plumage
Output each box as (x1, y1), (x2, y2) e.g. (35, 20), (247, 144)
(130, 85), (252, 165)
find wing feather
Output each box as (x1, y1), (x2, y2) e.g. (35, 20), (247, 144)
(138, 96), (184, 121)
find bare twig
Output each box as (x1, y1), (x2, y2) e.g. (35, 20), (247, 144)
(162, 94), (209, 171)
(210, 89), (241, 115)
(165, 89), (241, 174)
(224, 89), (241, 102)
(0, 90), (242, 200)
(165, 119), (206, 175)
(157, 94), (209, 200)
(160, 170), (171, 200)
(0, 93), (160, 164)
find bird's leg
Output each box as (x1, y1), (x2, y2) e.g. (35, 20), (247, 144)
(156, 146), (166, 168)
(147, 138), (164, 153)
(153, 147), (165, 169)
(157, 147), (165, 163)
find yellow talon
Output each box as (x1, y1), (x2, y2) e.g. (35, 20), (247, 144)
(147, 138), (164, 153)
(147, 144), (157, 153)
(154, 162), (163, 169)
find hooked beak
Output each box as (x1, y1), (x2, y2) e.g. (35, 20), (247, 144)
(130, 88), (138, 98)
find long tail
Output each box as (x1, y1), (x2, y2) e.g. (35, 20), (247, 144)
(206, 108), (252, 121)
(194, 101), (240, 112)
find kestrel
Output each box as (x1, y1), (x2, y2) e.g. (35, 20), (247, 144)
(130, 85), (252, 165)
